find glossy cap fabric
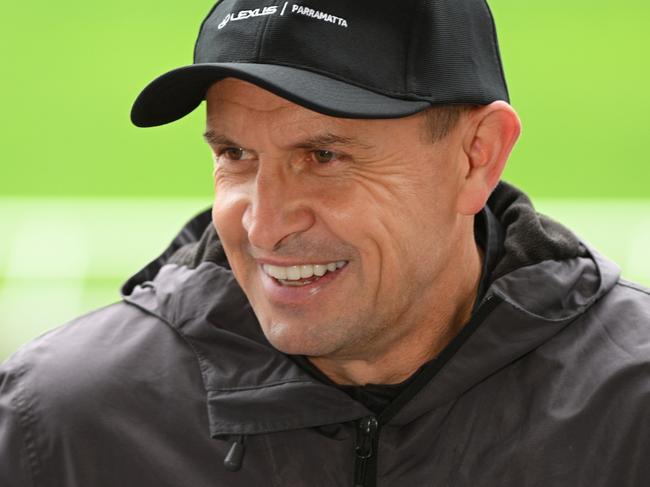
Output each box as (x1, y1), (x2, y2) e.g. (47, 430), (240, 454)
(131, 0), (509, 127)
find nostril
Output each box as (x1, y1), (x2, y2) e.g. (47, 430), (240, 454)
(245, 207), (316, 253)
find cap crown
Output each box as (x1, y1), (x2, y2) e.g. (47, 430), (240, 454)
(194, 0), (509, 104)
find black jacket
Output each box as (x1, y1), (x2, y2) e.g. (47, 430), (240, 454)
(2, 182), (650, 486)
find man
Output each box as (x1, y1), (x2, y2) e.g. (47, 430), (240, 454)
(1, 0), (649, 485)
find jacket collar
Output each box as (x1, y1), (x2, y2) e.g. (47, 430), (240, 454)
(122, 182), (620, 434)
(390, 242), (619, 426)
(125, 262), (369, 437)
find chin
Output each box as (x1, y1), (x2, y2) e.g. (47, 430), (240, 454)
(261, 319), (338, 357)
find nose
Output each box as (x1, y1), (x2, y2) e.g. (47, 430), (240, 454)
(242, 167), (316, 252)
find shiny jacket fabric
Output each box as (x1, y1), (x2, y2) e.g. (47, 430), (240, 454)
(2, 182), (650, 487)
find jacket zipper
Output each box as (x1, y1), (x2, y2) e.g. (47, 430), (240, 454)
(354, 416), (379, 487)
(350, 296), (502, 487)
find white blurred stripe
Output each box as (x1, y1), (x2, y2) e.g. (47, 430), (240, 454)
(535, 199), (650, 286)
(0, 198), (210, 280)
(1, 197), (649, 361)
(6, 218), (89, 279)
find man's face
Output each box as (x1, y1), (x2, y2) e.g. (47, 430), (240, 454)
(206, 79), (468, 361)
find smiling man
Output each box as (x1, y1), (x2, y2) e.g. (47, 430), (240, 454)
(202, 79), (518, 387)
(2, 1), (650, 486)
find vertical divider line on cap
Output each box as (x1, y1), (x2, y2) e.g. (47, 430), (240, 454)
(254, 1), (281, 63)
(404, 0), (421, 100)
(482, 0), (510, 102)
(194, 0), (225, 63)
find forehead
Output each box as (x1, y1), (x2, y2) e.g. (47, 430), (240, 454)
(206, 78), (296, 115)
(205, 78), (359, 138)
(204, 78), (428, 144)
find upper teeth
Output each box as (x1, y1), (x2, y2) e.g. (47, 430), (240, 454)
(263, 261), (347, 281)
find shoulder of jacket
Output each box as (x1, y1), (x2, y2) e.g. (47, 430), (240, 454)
(1, 300), (202, 421)
(0, 301), (214, 485)
(3, 300), (163, 370)
(592, 278), (650, 320)
(616, 278), (650, 297)
(558, 277), (650, 366)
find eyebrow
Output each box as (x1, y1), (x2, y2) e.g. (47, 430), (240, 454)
(202, 130), (236, 147)
(202, 129), (372, 150)
(293, 133), (373, 150)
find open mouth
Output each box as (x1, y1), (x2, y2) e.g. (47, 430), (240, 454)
(262, 261), (348, 287)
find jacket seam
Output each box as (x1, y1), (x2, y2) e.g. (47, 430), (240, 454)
(491, 288), (592, 323)
(207, 378), (316, 393)
(618, 280), (650, 296)
(491, 251), (589, 285)
(124, 294), (319, 394)
(211, 411), (357, 434)
(122, 297), (215, 424)
(262, 434), (285, 487)
(11, 368), (41, 487)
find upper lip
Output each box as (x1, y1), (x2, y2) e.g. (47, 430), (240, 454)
(255, 258), (347, 267)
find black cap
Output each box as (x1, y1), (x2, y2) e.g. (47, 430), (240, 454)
(131, 0), (509, 127)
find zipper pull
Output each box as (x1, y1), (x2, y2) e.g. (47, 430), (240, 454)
(354, 416), (379, 487)
(223, 435), (246, 472)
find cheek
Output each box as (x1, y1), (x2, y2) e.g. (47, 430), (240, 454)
(340, 171), (455, 285)
(212, 192), (240, 241)
(211, 185), (252, 275)
(317, 183), (409, 289)
(212, 171), (252, 231)
(337, 172), (431, 250)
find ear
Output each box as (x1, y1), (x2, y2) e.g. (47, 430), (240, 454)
(456, 101), (521, 215)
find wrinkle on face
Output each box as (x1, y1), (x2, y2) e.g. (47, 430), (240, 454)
(206, 78), (480, 382)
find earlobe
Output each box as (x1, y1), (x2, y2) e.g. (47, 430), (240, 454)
(456, 102), (522, 215)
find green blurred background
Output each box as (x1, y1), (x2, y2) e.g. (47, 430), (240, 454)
(1, 1), (649, 360)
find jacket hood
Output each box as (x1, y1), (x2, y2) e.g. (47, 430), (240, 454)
(121, 181), (620, 434)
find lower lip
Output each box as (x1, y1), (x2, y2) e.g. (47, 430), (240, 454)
(259, 265), (348, 305)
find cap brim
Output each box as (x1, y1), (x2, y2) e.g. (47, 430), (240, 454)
(130, 63), (431, 127)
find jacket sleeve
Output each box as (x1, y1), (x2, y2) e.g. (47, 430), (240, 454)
(0, 359), (38, 487)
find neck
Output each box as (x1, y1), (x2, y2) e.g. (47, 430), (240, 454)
(309, 220), (484, 386)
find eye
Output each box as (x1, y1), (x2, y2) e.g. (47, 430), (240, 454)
(218, 147), (245, 160)
(312, 150), (339, 164)
(214, 147), (256, 166)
